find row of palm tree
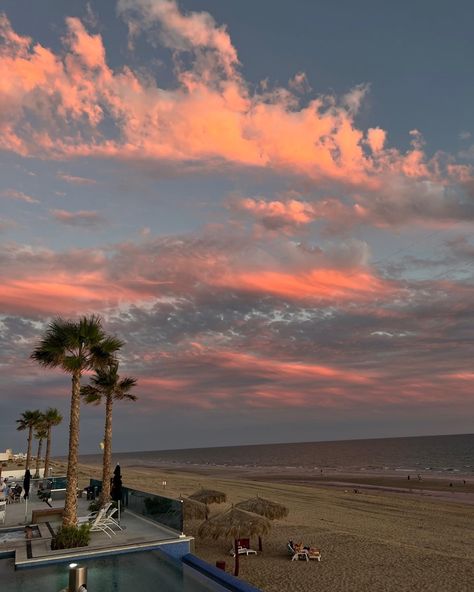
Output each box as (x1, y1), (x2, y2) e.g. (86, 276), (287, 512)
(16, 408), (63, 478)
(29, 315), (137, 528)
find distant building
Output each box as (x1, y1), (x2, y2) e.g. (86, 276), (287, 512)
(0, 449), (13, 462)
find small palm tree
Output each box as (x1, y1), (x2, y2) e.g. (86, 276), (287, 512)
(16, 410), (42, 469)
(31, 316), (123, 527)
(42, 408), (63, 479)
(82, 362), (137, 504)
(33, 421), (48, 478)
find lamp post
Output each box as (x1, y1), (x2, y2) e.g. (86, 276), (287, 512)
(69, 563), (87, 592)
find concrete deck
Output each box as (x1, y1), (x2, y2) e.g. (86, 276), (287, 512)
(0, 496), (192, 568)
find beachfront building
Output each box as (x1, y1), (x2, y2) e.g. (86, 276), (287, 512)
(0, 449), (13, 462)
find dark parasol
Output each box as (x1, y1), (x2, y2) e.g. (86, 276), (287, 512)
(111, 464), (123, 502)
(23, 469), (31, 499)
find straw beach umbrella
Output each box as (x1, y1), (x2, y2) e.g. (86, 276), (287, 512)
(235, 496), (289, 551)
(198, 507), (271, 576)
(189, 488), (227, 505)
(180, 497), (209, 521)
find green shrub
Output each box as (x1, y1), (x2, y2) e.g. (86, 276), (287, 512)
(88, 500), (101, 512)
(51, 524), (91, 550)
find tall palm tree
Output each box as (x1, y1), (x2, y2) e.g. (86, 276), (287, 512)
(33, 421), (48, 478)
(82, 362), (137, 504)
(16, 410), (42, 469)
(31, 316), (123, 527)
(42, 408), (63, 479)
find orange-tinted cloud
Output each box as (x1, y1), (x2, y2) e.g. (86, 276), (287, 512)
(50, 209), (104, 227)
(1, 189), (39, 204)
(233, 197), (316, 230)
(0, 232), (392, 317)
(214, 268), (390, 302)
(0, 4), (470, 231)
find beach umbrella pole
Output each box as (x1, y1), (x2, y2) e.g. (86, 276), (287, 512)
(234, 539), (239, 577)
(24, 498), (28, 524)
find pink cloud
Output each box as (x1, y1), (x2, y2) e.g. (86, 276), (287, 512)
(0, 5), (470, 230)
(57, 172), (97, 185)
(0, 232), (392, 317)
(50, 209), (104, 226)
(213, 268), (391, 303)
(1, 188), (39, 204)
(233, 197), (316, 230)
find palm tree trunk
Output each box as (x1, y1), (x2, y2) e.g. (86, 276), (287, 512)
(63, 370), (81, 527)
(44, 428), (52, 479)
(26, 426), (33, 469)
(34, 438), (43, 478)
(100, 395), (113, 505)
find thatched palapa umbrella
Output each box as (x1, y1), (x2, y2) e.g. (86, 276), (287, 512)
(198, 507), (271, 576)
(189, 488), (227, 505)
(235, 496), (289, 551)
(180, 497), (209, 521)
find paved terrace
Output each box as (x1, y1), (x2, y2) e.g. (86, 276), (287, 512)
(0, 496), (192, 567)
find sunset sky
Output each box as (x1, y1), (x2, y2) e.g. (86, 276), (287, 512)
(1, 0), (474, 454)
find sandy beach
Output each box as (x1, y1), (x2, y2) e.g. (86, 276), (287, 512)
(51, 461), (474, 592)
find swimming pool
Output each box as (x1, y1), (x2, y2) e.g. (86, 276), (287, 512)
(0, 550), (229, 591)
(0, 527), (40, 545)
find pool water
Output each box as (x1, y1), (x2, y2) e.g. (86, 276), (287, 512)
(0, 527), (40, 545)
(1, 550), (223, 591)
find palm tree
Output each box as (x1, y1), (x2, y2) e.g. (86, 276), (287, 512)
(82, 362), (137, 504)
(42, 408), (63, 479)
(31, 316), (123, 527)
(16, 410), (42, 469)
(33, 421), (48, 478)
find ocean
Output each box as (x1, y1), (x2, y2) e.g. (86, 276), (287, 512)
(79, 433), (474, 477)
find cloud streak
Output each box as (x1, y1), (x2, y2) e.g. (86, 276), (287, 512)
(1, 188), (39, 204)
(50, 209), (104, 227)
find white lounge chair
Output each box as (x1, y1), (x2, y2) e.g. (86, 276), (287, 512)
(101, 506), (123, 531)
(78, 502), (112, 525)
(230, 545), (257, 556)
(83, 508), (116, 538)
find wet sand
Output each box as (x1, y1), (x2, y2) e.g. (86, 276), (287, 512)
(57, 461), (474, 592)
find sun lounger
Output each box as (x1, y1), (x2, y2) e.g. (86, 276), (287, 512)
(288, 541), (322, 562)
(78, 507), (116, 538)
(101, 506), (123, 531)
(230, 545), (257, 556)
(78, 502), (112, 524)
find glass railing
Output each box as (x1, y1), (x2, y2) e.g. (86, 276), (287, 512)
(30, 476), (67, 491)
(89, 479), (183, 534)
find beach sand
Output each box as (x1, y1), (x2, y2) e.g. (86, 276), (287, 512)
(58, 461), (474, 592)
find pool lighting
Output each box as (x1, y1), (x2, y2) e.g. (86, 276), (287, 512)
(68, 563), (87, 592)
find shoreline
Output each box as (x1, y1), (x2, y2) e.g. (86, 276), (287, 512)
(83, 460), (474, 499)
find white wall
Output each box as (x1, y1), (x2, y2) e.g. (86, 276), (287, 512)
(1, 468), (45, 480)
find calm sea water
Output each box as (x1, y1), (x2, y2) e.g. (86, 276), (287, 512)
(80, 433), (474, 476)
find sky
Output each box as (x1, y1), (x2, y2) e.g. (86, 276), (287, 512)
(1, 0), (474, 455)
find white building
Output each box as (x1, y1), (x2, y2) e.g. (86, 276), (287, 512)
(0, 449), (13, 463)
